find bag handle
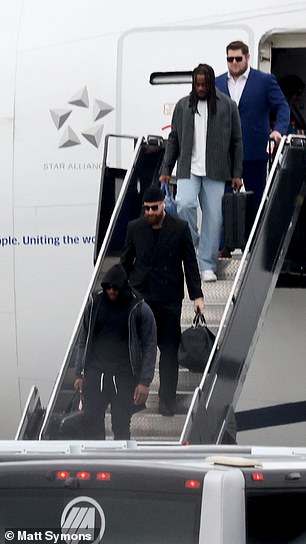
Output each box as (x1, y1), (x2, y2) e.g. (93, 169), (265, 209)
(160, 181), (171, 198)
(192, 313), (207, 327)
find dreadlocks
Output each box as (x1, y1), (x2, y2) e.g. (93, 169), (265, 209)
(189, 63), (217, 115)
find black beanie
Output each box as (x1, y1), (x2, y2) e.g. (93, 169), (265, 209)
(143, 185), (165, 203)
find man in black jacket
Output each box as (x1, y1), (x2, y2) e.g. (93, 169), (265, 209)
(121, 185), (204, 416)
(74, 264), (157, 440)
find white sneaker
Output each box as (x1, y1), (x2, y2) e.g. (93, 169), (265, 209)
(202, 270), (217, 282)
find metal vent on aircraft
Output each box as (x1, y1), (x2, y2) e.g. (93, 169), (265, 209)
(82, 125), (104, 148)
(50, 108), (72, 129)
(59, 126), (81, 148)
(68, 86), (89, 108)
(93, 99), (114, 121)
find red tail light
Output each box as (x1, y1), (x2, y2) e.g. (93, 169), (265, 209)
(76, 471), (91, 480)
(251, 472), (264, 481)
(96, 472), (111, 481)
(56, 471), (70, 480)
(185, 479), (201, 489)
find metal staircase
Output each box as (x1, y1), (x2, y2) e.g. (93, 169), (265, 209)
(15, 133), (306, 446)
(105, 256), (241, 442)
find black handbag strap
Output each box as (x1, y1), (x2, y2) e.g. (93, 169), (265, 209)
(192, 312), (207, 327)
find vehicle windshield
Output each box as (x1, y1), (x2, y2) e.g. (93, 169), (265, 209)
(0, 489), (200, 544)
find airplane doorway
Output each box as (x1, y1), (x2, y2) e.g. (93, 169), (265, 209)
(259, 31), (306, 284)
(259, 30), (306, 133)
(272, 47), (306, 133)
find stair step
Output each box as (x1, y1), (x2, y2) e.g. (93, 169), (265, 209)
(217, 254), (241, 280)
(105, 413), (187, 441)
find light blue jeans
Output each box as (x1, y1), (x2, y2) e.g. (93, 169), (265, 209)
(176, 174), (225, 272)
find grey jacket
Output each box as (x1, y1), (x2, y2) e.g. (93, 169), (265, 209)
(161, 89), (243, 181)
(75, 291), (157, 387)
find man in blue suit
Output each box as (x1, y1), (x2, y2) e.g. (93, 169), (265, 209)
(215, 40), (290, 213)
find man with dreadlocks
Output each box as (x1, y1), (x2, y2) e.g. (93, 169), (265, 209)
(160, 63), (243, 282)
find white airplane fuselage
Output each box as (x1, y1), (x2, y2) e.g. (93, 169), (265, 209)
(1, 0), (306, 437)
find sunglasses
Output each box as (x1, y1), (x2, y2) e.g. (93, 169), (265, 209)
(143, 204), (160, 212)
(227, 56), (243, 63)
(104, 284), (119, 291)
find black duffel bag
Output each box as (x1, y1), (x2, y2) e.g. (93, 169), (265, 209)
(58, 390), (85, 439)
(178, 313), (215, 373)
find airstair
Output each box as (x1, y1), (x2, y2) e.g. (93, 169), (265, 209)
(16, 134), (306, 444)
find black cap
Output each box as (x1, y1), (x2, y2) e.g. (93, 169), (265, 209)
(143, 185), (165, 203)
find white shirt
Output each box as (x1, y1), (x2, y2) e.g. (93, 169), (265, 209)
(191, 99), (207, 176)
(227, 66), (250, 105)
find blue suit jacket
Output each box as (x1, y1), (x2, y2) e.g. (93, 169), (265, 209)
(215, 68), (290, 160)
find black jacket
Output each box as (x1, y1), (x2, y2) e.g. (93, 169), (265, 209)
(75, 265), (157, 386)
(120, 214), (203, 302)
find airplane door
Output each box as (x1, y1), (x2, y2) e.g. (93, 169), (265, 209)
(258, 29), (306, 129)
(117, 25), (253, 138)
(259, 30), (306, 280)
(259, 29), (306, 76)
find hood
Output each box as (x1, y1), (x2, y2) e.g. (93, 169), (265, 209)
(101, 264), (131, 299)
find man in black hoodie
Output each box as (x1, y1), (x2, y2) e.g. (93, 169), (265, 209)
(74, 264), (157, 440)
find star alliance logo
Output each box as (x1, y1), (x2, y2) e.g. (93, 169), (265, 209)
(50, 86), (113, 149)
